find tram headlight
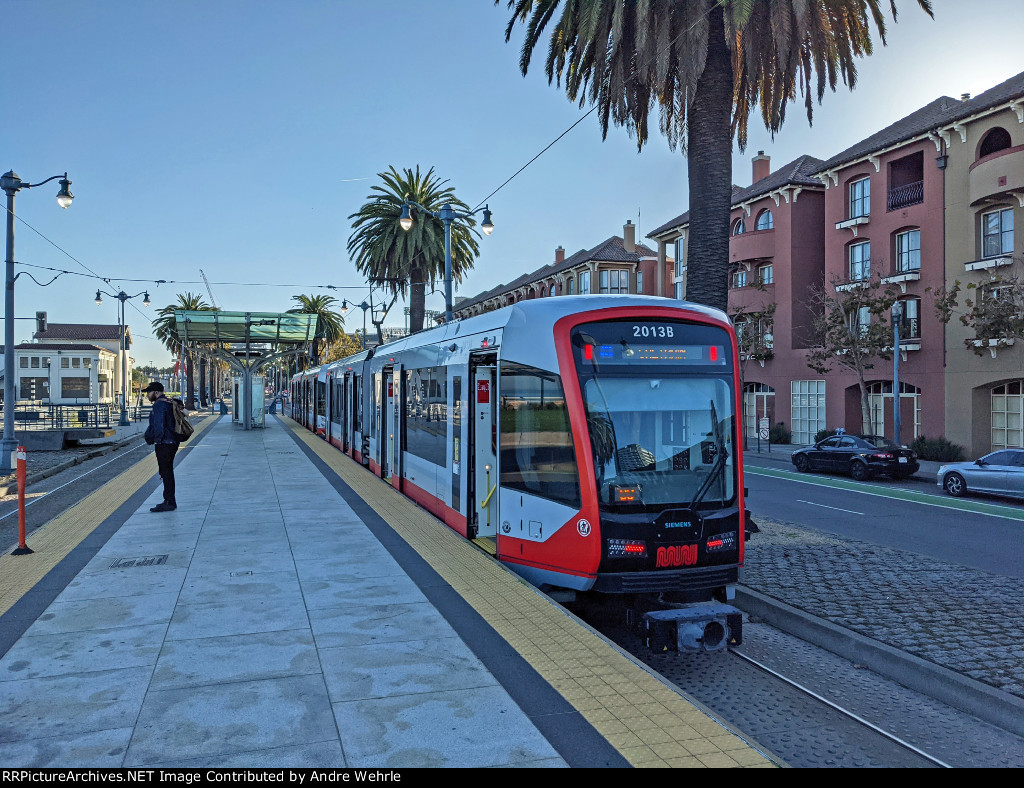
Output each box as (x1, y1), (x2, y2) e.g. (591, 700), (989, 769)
(607, 538), (646, 558)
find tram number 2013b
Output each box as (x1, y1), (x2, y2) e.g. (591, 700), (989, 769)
(633, 325), (674, 338)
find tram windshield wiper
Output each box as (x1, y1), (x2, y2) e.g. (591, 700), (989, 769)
(688, 399), (727, 510)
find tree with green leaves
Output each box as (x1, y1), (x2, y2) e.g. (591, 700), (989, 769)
(151, 292), (212, 409)
(500, 0), (933, 312)
(805, 274), (901, 433)
(930, 273), (1024, 356)
(348, 166), (481, 333)
(287, 294), (346, 366)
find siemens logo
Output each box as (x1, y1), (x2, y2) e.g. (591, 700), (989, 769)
(663, 522), (692, 529)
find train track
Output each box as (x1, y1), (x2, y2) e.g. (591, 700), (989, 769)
(565, 596), (1024, 768)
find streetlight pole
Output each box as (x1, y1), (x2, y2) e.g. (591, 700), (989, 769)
(359, 301), (370, 349)
(400, 201), (494, 324)
(892, 300), (903, 446)
(1, 171), (73, 470)
(95, 288), (150, 425)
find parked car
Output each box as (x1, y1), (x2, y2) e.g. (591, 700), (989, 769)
(937, 449), (1024, 500)
(791, 434), (920, 481)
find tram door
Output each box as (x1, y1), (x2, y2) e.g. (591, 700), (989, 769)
(326, 376), (333, 444)
(342, 374), (350, 453)
(383, 369), (397, 484)
(388, 367), (403, 490)
(472, 366), (498, 538)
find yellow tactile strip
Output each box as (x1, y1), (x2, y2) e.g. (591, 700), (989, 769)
(285, 418), (777, 769)
(0, 415), (218, 617)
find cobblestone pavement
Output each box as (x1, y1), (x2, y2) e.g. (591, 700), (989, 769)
(744, 517), (1024, 699)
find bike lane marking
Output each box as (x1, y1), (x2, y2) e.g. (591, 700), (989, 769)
(746, 464), (1024, 523)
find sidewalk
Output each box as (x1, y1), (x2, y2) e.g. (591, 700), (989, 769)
(0, 416), (776, 768)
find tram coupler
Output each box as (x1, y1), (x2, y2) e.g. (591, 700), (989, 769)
(638, 602), (742, 652)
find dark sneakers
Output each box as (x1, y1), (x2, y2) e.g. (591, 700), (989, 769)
(150, 502), (177, 512)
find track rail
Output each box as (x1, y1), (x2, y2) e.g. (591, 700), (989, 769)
(729, 648), (950, 768)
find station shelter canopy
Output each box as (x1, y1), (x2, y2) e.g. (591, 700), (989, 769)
(173, 310), (318, 346)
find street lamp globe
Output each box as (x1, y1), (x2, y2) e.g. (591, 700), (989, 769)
(56, 175), (74, 209)
(95, 290), (103, 306)
(481, 206), (494, 236)
(143, 291), (151, 307)
(399, 203), (413, 232)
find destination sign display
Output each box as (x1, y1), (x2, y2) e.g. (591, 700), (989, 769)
(572, 321), (731, 367)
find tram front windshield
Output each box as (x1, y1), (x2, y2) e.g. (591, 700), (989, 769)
(572, 322), (736, 510)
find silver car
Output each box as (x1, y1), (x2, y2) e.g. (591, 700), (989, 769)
(937, 449), (1024, 500)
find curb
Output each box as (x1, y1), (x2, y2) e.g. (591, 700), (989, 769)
(734, 585), (1024, 739)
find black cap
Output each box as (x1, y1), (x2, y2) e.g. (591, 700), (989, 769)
(141, 381), (164, 393)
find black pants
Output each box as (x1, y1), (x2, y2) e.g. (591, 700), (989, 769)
(155, 444), (179, 505)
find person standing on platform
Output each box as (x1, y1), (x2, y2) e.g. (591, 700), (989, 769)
(142, 381), (180, 512)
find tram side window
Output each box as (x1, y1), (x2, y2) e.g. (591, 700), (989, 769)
(406, 366), (447, 467)
(500, 363), (581, 508)
(316, 381), (326, 417)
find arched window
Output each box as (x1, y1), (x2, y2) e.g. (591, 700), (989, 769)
(567, 277), (575, 295)
(978, 127), (1012, 159)
(755, 210), (774, 231)
(731, 217), (746, 235)
(539, 286), (546, 297)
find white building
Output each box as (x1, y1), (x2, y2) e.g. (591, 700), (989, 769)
(32, 323), (134, 406)
(0, 343), (119, 404)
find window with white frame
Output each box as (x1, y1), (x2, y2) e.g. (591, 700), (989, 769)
(991, 380), (1023, 450)
(756, 210), (774, 231)
(567, 277), (575, 295)
(61, 357), (69, 368)
(30, 357), (39, 369)
(982, 207), (1014, 257)
(637, 271), (643, 293)
(849, 306), (871, 338)
(898, 297), (921, 339)
(731, 267), (748, 288)
(599, 269), (629, 294)
(896, 229), (921, 272)
(579, 271), (591, 294)
(731, 217), (746, 235)
(849, 241), (871, 281)
(19, 357), (27, 368)
(72, 358), (81, 368)
(758, 263), (773, 284)
(849, 177), (870, 218)
(674, 235), (685, 268)
(791, 380), (826, 445)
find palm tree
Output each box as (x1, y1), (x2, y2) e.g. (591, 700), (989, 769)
(348, 166), (481, 333)
(287, 294), (346, 366)
(152, 292), (212, 409)
(501, 0), (933, 312)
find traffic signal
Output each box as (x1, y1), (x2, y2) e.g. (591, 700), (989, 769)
(36, 311), (47, 334)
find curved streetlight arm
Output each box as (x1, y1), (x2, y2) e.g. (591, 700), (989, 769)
(21, 173), (69, 190)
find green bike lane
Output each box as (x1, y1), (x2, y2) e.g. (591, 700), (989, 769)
(744, 462), (1024, 523)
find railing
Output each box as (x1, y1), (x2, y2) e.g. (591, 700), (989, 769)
(887, 180), (924, 211)
(899, 317), (921, 340)
(1, 404), (116, 431)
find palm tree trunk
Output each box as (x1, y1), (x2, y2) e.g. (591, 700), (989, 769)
(199, 354), (208, 407)
(409, 272), (426, 333)
(685, 5), (733, 313)
(185, 350), (196, 410)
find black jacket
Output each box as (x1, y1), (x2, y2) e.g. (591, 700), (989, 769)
(145, 396), (180, 445)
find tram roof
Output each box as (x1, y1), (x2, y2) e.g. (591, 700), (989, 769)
(173, 310), (318, 345)
(324, 295), (729, 370)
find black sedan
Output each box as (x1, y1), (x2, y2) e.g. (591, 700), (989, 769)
(791, 434), (920, 481)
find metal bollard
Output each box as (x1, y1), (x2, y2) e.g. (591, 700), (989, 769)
(12, 445), (33, 555)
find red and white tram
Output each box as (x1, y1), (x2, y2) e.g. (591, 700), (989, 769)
(290, 296), (749, 648)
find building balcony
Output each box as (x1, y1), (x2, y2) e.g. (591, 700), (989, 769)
(887, 180), (924, 212)
(965, 255), (1013, 272)
(834, 277), (869, 293)
(969, 145), (1024, 207)
(729, 229), (775, 263)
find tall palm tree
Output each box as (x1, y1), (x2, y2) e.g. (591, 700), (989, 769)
(287, 294), (346, 366)
(348, 166), (481, 333)
(152, 292), (212, 409)
(501, 0), (933, 312)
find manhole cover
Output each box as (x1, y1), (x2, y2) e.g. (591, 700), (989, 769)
(109, 555), (168, 569)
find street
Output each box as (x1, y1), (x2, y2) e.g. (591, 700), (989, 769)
(744, 457), (1024, 579)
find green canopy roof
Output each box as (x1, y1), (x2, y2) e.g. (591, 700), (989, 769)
(173, 310), (318, 345)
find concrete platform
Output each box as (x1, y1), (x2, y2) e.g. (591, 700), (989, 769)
(0, 416), (778, 768)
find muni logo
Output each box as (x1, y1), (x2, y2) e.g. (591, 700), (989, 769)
(656, 544), (698, 568)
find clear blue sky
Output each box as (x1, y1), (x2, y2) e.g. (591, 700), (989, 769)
(6, 0), (1023, 366)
